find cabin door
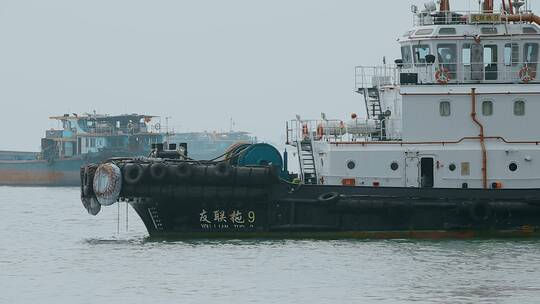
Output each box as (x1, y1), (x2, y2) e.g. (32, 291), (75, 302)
(405, 157), (419, 187)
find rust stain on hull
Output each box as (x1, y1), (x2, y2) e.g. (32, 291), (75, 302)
(0, 169), (79, 186)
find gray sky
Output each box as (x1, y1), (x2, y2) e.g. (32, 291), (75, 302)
(0, 0), (532, 151)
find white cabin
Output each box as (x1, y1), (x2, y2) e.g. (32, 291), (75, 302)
(287, 0), (540, 189)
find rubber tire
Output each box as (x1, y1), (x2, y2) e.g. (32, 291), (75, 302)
(149, 163), (168, 182)
(214, 163), (232, 179)
(123, 163), (145, 185)
(469, 201), (492, 222)
(318, 192), (341, 203)
(171, 163), (193, 181)
(83, 165), (97, 197)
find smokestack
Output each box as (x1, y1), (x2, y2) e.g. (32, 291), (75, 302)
(440, 0), (450, 12)
(483, 0), (494, 12)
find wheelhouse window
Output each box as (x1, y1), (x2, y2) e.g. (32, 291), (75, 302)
(523, 27), (538, 34)
(403, 30), (414, 37)
(401, 46), (413, 69)
(482, 100), (493, 116)
(439, 28), (456, 35)
(504, 43), (519, 66)
(524, 43), (539, 63)
(481, 27), (498, 34)
(415, 29), (434, 36)
(439, 101), (451, 116)
(462, 44), (471, 66)
(484, 45), (498, 80)
(413, 45), (431, 66)
(437, 43), (457, 80)
(514, 100), (525, 116)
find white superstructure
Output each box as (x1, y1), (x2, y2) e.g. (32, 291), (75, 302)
(287, 0), (540, 189)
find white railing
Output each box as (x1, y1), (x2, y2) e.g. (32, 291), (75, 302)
(287, 118), (395, 145)
(412, 9), (534, 26)
(354, 62), (540, 89)
(403, 61), (540, 85)
(354, 66), (399, 90)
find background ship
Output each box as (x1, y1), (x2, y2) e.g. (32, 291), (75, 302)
(0, 113), (255, 186)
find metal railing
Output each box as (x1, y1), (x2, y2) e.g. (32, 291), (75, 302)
(404, 61), (539, 84)
(354, 62), (540, 89)
(287, 118), (385, 145)
(412, 9), (534, 26)
(354, 66), (399, 90)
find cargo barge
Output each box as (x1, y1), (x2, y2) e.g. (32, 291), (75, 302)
(0, 113), (162, 186)
(81, 0), (540, 238)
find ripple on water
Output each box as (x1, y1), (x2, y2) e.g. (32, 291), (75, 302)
(1, 187), (540, 304)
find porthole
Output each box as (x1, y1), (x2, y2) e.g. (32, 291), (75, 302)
(347, 160), (356, 170)
(449, 163), (456, 171)
(390, 162), (399, 171)
(509, 162), (518, 172)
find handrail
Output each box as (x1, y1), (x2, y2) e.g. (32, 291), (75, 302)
(356, 60), (540, 89)
(329, 136), (540, 146)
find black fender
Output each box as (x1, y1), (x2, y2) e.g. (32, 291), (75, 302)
(214, 162), (232, 179)
(318, 192), (341, 203)
(149, 163), (168, 182)
(170, 163), (193, 181)
(123, 163), (146, 185)
(468, 201), (492, 222)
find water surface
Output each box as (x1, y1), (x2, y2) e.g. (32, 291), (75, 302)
(1, 187), (540, 303)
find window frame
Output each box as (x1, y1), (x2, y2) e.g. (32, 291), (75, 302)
(482, 100), (494, 116)
(504, 43), (519, 66)
(415, 29), (434, 36)
(514, 100), (526, 116)
(481, 27), (498, 35)
(413, 44), (432, 66)
(401, 45), (413, 69)
(438, 28), (457, 35)
(439, 100), (451, 117)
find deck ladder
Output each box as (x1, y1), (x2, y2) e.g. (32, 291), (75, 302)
(298, 139), (318, 184)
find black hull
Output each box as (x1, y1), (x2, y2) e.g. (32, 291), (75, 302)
(126, 183), (540, 239)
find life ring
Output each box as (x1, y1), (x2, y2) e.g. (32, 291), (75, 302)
(435, 67), (451, 84)
(301, 123), (309, 138)
(316, 124), (324, 139)
(123, 163), (146, 185)
(154, 123), (161, 131)
(519, 65), (536, 83)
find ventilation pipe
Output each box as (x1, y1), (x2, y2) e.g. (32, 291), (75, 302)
(470, 88), (488, 190)
(503, 13), (540, 25)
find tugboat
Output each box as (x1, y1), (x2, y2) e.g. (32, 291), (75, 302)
(82, 0), (540, 238)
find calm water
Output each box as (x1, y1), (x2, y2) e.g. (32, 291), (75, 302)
(1, 187), (540, 304)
